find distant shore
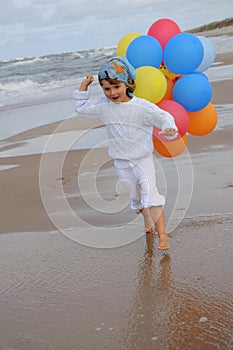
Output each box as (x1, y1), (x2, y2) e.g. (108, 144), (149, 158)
(191, 25), (233, 37)
(187, 17), (233, 36)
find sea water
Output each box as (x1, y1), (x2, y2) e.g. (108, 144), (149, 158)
(0, 46), (116, 110)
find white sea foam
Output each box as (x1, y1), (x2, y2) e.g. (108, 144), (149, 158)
(0, 79), (41, 93)
(11, 56), (49, 66)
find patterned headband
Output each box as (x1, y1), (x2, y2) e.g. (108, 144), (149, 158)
(98, 56), (136, 85)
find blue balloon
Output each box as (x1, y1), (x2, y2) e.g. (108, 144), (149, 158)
(195, 36), (215, 72)
(164, 33), (204, 74)
(126, 35), (163, 69)
(192, 71), (209, 80)
(173, 74), (212, 112)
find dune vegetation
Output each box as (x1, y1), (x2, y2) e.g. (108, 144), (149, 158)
(187, 17), (233, 33)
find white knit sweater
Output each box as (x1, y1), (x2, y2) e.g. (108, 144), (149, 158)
(73, 90), (177, 161)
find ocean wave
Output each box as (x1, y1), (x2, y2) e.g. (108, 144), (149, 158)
(0, 55), (50, 66)
(13, 56), (50, 66)
(0, 79), (42, 93)
(71, 52), (85, 59)
(0, 75), (98, 96)
(0, 75), (98, 109)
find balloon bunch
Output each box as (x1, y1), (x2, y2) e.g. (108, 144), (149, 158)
(116, 18), (217, 157)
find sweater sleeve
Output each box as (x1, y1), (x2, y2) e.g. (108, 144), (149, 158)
(73, 89), (106, 117)
(144, 102), (178, 131)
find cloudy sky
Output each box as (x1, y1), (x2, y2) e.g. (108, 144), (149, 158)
(0, 0), (232, 60)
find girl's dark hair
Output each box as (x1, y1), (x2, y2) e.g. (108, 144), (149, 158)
(99, 77), (136, 97)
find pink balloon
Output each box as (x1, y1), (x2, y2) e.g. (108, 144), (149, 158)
(153, 100), (189, 141)
(148, 18), (181, 49)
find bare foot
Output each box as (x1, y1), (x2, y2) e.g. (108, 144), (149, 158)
(157, 232), (169, 250)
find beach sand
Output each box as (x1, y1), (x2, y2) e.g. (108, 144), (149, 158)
(0, 29), (233, 349)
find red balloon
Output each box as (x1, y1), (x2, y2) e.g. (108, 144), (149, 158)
(153, 100), (189, 141)
(148, 18), (181, 49)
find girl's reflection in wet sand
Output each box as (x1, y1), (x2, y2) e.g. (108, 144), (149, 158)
(120, 233), (173, 349)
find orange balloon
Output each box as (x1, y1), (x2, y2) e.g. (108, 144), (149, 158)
(162, 77), (173, 100)
(187, 102), (218, 136)
(153, 134), (187, 158)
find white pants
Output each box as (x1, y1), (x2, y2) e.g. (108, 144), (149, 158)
(114, 154), (165, 211)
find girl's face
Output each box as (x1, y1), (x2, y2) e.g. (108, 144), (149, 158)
(101, 79), (131, 103)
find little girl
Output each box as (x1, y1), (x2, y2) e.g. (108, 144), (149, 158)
(73, 56), (178, 250)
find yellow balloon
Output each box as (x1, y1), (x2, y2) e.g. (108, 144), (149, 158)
(134, 66), (167, 104)
(116, 32), (142, 56)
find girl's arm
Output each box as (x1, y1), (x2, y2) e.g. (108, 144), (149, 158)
(73, 76), (106, 117)
(144, 103), (178, 139)
(79, 75), (94, 91)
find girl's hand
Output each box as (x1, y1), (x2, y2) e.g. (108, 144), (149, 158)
(79, 75), (94, 91)
(159, 128), (178, 140)
(159, 128), (178, 136)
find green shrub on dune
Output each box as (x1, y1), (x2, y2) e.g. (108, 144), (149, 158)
(187, 17), (233, 33)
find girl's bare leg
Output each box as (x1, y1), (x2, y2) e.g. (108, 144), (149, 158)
(150, 206), (169, 250)
(139, 208), (155, 234)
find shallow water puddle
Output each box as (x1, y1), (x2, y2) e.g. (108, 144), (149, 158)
(0, 128), (108, 158)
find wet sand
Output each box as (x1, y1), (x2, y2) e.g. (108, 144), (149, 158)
(0, 217), (232, 349)
(0, 30), (233, 349)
